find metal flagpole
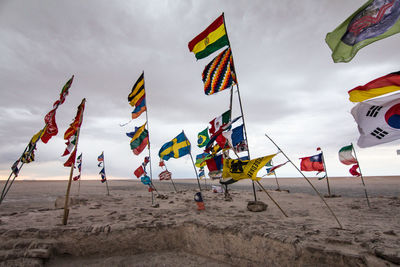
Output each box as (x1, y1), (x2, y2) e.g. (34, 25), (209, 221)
(164, 163), (178, 192)
(183, 130), (202, 191)
(320, 148), (331, 197)
(222, 13), (258, 202)
(142, 71), (157, 205)
(63, 98), (86, 225)
(351, 143), (371, 208)
(265, 133), (343, 229)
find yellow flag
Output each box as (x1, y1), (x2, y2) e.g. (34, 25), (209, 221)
(222, 154), (277, 181)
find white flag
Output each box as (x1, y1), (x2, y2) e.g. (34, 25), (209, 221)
(351, 92), (400, 148)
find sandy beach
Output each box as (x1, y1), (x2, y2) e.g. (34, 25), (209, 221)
(0, 176), (399, 266)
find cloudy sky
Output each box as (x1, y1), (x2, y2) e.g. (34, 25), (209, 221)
(1, 0), (400, 182)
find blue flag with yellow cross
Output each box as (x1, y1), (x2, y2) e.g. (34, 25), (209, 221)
(158, 131), (191, 161)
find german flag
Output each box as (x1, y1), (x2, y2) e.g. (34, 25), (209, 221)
(348, 71), (400, 102)
(128, 72), (145, 107)
(188, 13), (229, 60)
(202, 47), (236, 95)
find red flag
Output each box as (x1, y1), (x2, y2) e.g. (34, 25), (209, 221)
(300, 153), (324, 172)
(41, 109), (58, 143)
(134, 165), (145, 178)
(159, 160), (165, 167)
(349, 164), (361, 177)
(159, 170), (172, 180)
(64, 99), (86, 140)
(63, 149), (77, 167)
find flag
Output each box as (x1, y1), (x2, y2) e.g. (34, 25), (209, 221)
(40, 76), (74, 143)
(348, 71), (400, 102)
(98, 152), (104, 162)
(73, 153), (82, 181)
(158, 131), (191, 161)
(159, 160), (165, 167)
(235, 141), (248, 153)
(11, 159), (20, 177)
(61, 133), (77, 157)
(131, 95), (146, 119)
(351, 92), (400, 147)
(127, 123), (149, 155)
(134, 165), (145, 178)
(209, 110), (230, 135)
(338, 144), (358, 165)
(199, 169), (205, 179)
(141, 175), (151, 185)
(349, 164), (361, 176)
(63, 149), (77, 167)
(188, 13), (229, 60)
(267, 161), (289, 175)
(197, 127), (210, 148)
(325, 1), (400, 63)
(206, 154), (223, 172)
(222, 154), (277, 181)
(194, 192), (205, 210)
(63, 99), (86, 140)
(222, 124), (244, 149)
(195, 152), (212, 167)
(99, 167), (106, 182)
(300, 153), (325, 173)
(159, 170), (172, 180)
(128, 73), (145, 107)
(202, 47), (236, 95)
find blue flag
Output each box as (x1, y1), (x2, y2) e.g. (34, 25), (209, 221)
(158, 131), (191, 161)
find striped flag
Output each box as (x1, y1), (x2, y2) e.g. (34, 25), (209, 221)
(159, 170), (172, 180)
(202, 47), (236, 95)
(128, 73), (145, 108)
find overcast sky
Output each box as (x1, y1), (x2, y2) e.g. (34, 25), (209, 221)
(1, 0), (400, 182)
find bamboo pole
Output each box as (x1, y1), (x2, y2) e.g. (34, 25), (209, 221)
(63, 99), (86, 225)
(351, 143), (371, 208)
(320, 149), (331, 197)
(222, 13), (257, 202)
(265, 133), (343, 229)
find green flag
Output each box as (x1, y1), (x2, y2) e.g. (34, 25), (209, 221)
(325, 0), (400, 63)
(197, 127), (210, 148)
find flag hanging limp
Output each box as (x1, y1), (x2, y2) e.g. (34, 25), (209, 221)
(202, 47), (236, 95)
(158, 131), (191, 161)
(325, 0), (400, 63)
(351, 91), (400, 147)
(222, 154), (277, 181)
(348, 71), (400, 102)
(188, 13), (229, 60)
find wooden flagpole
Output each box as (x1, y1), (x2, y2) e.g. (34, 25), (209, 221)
(102, 151), (110, 196)
(265, 133), (343, 229)
(142, 71), (157, 205)
(320, 148), (331, 197)
(63, 98), (86, 225)
(255, 180), (288, 217)
(183, 130), (202, 191)
(222, 13), (258, 202)
(351, 143), (371, 208)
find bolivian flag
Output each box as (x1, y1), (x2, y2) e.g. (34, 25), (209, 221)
(188, 13), (229, 60)
(348, 71), (400, 102)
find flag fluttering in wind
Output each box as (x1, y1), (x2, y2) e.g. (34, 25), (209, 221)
(158, 131), (191, 161)
(134, 165), (145, 178)
(209, 110), (231, 135)
(127, 122), (149, 155)
(338, 144), (358, 165)
(159, 170), (172, 180)
(325, 0), (400, 63)
(222, 124), (245, 150)
(188, 13), (229, 60)
(99, 167), (106, 183)
(195, 152), (212, 167)
(266, 161), (289, 176)
(128, 73), (147, 119)
(202, 47), (236, 95)
(349, 164), (361, 177)
(41, 76), (74, 143)
(222, 154), (277, 182)
(348, 71), (400, 102)
(300, 153), (325, 173)
(73, 153), (82, 181)
(351, 91), (400, 147)
(197, 127), (210, 148)
(62, 99), (86, 167)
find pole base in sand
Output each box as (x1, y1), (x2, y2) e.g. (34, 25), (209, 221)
(247, 201), (267, 212)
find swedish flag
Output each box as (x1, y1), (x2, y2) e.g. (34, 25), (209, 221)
(159, 131), (191, 161)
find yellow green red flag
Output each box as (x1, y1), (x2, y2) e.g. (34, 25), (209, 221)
(188, 13), (229, 60)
